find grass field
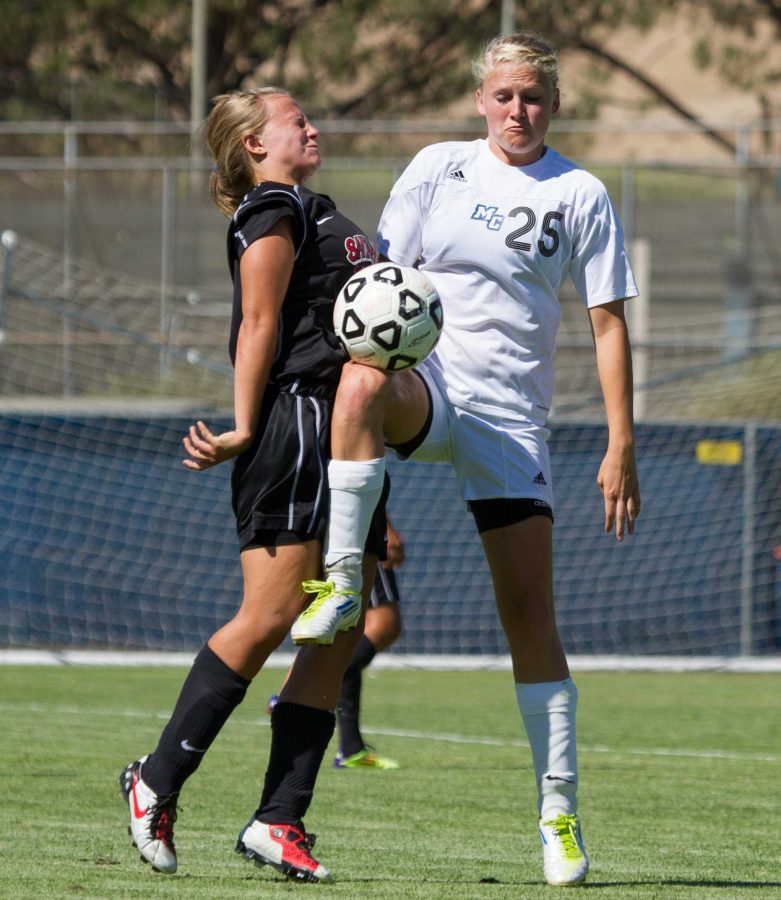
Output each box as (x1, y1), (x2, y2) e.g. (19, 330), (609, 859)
(2, 665), (780, 899)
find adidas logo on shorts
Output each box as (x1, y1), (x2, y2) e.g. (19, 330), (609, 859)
(533, 471), (548, 486)
(447, 169), (467, 182)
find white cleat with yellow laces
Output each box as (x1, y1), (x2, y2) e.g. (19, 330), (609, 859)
(539, 813), (589, 886)
(291, 579), (361, 645)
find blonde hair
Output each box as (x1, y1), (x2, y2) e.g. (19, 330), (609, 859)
(472, 31), (559, 90)
(205, 87), (291, 218)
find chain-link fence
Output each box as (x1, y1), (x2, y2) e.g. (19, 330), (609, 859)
(1, 119), (780, 420)
(1, 120), (780, 657)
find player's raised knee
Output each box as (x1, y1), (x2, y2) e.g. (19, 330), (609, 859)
(337, 361), (392, 411)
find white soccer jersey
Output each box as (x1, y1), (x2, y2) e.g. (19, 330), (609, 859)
(376, 139), (638, 426)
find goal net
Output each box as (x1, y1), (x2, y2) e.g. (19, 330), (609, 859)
(1, 209), (780, 659)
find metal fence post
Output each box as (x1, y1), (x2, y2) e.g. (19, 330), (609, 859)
(628, 238), (650, 422)
(0, 229), (17, 384)
(724, 127), (753, 365)
(190, 0), (207, 195)
(740, 421), (757, 656)
(160, 165), (175, 379)
(62, 124), (77, 396)
(621, 163), (636, 246)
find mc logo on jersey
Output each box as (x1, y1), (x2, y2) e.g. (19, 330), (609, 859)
(469, 203), (564, 258)
(470, 204), (504, 231)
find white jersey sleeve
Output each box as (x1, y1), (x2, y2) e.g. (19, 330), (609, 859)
(569, 187), (637, 308)
(376, 148), (439, 265)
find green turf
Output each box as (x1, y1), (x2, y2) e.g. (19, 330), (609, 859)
(1, 666), (780, 898)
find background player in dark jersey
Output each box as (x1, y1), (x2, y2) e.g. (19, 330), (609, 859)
(118, 86), (382, 884)
(269, 515), (405, 770)
(333, 515), (403, 770)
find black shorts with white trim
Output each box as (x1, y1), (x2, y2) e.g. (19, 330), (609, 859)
(236, 381), (388, 555)
(369, 564), (400, 608)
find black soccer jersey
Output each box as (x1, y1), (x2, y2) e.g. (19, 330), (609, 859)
(227, 181), (376, 389)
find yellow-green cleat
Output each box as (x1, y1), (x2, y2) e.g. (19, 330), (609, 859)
(291, 580), (361, 645)
(539, 813), (589, 886)
(333, 746), (399, 770)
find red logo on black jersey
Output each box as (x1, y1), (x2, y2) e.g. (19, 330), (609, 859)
(345, 234), (377, 266)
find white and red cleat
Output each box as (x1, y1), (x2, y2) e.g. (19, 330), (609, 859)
(236, 818), (332, 882)
(118, 756), (178, 874)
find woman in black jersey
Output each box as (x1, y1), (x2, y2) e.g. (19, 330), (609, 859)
(118, 87), (382, 884)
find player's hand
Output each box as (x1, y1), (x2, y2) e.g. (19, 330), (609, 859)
(182, 420), (251, 471)
(597, 444), (641, 541)
(382, 520), (405, 570)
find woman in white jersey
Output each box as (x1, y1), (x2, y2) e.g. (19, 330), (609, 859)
(291, 31), (641, 887)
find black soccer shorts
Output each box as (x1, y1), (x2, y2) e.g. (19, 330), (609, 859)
(234, 382), (388, 555)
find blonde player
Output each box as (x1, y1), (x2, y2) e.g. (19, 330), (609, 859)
(118, 88), (388, 884)
(292, 31), (641, 887)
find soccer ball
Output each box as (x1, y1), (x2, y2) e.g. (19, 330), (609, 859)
(333, 262), (443, 372)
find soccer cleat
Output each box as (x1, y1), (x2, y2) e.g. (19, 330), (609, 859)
(539, 813), (589, 886)
(291, 579), (361, 645)
(118, 756), (178, 874)
(236, 818), (332, 883)
(333, 746), (400, 770)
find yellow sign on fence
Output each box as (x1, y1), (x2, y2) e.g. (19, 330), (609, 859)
(695, 440), (743, 466)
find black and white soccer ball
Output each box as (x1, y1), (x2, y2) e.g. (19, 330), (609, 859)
(333, 262), (443, 372)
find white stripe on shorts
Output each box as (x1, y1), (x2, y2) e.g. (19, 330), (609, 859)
(306, 396), (325, 533)
(287, 396), (306, 529)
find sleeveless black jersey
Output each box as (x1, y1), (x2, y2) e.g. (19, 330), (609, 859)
(227, 182), (376, 389)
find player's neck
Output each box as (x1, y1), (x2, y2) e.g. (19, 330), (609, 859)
(251, 163), (304, 188)
(486, 139), (548, 168)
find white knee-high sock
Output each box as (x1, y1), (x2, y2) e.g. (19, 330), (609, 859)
(516, 678), (579, 819)
(324, 458), (385, 594)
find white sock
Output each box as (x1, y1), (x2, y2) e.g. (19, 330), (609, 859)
(324, 457), (385, 594)
(516, 678), (579, 819)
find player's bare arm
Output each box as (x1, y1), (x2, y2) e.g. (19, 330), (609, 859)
(182, 220), (295, 471)
(382, 518), (405, 570)
(589, 300), (641, 540)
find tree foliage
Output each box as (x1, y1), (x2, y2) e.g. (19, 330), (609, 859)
(1, 0), (778, 155)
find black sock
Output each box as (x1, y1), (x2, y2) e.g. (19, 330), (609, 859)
(337, 635), (377, 757)
(142, 644), (249, 796)
(256, 701), (335, 827)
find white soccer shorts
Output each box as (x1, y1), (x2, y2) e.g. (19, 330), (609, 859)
(400, 361), (555, 509)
